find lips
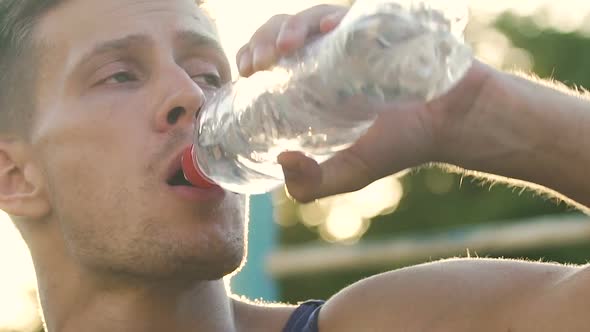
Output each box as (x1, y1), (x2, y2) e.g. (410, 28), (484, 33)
(165, 149), (193, 187)
(167, 168), (193, 186)
(163, 148), (225, 202)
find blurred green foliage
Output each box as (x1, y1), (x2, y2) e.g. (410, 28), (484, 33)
(277, 13), (590, 303)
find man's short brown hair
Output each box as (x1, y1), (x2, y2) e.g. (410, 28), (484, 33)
(0, 0), (63, 135)
(0, 0), (207, 136)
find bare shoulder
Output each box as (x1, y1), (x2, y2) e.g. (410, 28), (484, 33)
(318, 258), (583, 332)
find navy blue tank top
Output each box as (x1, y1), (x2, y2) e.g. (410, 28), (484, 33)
(283, 300), (325, 332)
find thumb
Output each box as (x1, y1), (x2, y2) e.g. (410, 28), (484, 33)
(278, 151), (322, 202)
(278, 149), (374, 203)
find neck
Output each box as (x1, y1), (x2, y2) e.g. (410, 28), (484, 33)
(37, 267), (237, 332)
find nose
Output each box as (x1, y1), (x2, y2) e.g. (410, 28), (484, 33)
(154, 70), (205, 132)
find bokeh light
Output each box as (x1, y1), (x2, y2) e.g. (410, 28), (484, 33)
(303, 175), (404, 243)
(321, 207), (369, 243)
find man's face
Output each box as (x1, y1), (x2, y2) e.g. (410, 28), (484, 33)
(29, 0), (246, 280)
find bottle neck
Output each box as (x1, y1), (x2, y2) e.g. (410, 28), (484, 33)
(182, 145), (216, 188)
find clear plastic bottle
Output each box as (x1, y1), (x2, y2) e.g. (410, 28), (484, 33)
(182, 0), (473, 194)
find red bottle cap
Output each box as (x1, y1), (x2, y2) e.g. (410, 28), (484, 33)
(181, 145), (216, 189)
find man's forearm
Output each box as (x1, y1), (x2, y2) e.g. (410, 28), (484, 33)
(450, 69), (590, 209)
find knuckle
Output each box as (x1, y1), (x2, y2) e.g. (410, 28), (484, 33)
(313, 4), (337, 11)
(281, 15), (300, 30)
(289, 4), (347, 28)
(266, 13), (291, 27)
(312, 4), (344, 15)
(251, 14), (291, 42)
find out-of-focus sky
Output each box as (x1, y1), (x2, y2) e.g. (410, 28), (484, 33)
(207, 0), (590, 75)
(3, 1), (590, 331)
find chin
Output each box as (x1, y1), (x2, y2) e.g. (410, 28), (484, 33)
(151, 236), (246, 281)
(197, 250), (245, 281)
(178, 237), (246, 280)
(83, 230), (246, 283)
(73, 198), (248, 282)
(112, 248), (245, 282)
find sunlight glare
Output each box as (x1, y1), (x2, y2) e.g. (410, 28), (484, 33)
(205, 0), (350, 78)
(0, 211), (41, 332)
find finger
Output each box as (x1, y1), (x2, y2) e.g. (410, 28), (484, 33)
(236, 44), (253, 77)
(305, 150), (374, 202)
(319, 10), (347, 33)
(278, 100), (416, 202)
(237, 14), (289, 75)
(278, 151), (323, 202)
(278, 149), (374, 203)
(275, 20), (308, 54)
(276, 5), (347, 55)
(252, 44), (278, 73)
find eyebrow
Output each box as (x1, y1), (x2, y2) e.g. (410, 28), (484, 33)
(74, 34), (151, 71)
(74, 31), (224, 71)
(175, 30), (224, 54)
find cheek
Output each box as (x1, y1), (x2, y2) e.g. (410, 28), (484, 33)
(41, 147), (124, 228)
(35, 97), (147, 191)
(41, 138), (121, 198)
(36, 125), (139, 229)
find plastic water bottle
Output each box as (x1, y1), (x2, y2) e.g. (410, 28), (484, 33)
(182, 0), (473, 194)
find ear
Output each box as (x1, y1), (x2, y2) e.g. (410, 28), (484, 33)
(0, 140), (50, 219)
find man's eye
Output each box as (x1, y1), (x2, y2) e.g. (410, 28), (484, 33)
(103, 71), (137, 84)
(193, 74), (221, 89)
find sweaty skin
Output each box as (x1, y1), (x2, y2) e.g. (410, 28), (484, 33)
(1, 1), (590, 332)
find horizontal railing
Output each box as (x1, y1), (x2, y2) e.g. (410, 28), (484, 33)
(267, 215), (590, 277)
